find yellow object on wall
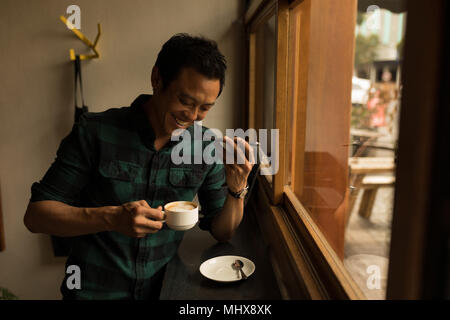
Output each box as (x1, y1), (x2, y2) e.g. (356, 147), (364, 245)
(59, 15), (101, 61)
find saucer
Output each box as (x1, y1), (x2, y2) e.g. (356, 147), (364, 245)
(199, 255), (255, 282)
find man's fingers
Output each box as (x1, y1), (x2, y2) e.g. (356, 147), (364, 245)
(141, 220), (164, 232)
(225, 162), (252, 177)
(133, 204), (164, 221)
(233, 137), (248, 165)
(143, 207), (165, 221)
(222, 136), (236, 163)
(242, 138), (256, 164)
(234, 137), (256, 166)
(138, 200), (151, 208)
(135, 216), (163, 233)
(222, 136), (254, 165)
(120, 202), (165, 238)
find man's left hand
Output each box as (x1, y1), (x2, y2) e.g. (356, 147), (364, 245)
(222, 136), (255, 193)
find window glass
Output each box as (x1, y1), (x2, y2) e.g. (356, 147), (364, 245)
(286, 0), (406, 299)
(346, 3), (405, 300)
(253, 14), (277, 182)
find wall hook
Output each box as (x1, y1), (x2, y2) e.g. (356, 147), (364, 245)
(59, 16), (101, 61)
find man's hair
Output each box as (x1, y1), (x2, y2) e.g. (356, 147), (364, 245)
(154, 33), (227, 96)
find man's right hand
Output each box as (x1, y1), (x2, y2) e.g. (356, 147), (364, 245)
(112, 200), (165, 238)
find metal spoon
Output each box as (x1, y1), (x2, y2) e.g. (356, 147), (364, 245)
(232, 259), (247, 280)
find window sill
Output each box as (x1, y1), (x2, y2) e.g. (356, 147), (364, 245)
(248, 176), (365, 299)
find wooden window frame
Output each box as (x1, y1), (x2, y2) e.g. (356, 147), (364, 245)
(246, 0), (361, 299)
(246, 0), (278, 204)
(245, 0), (448, 299)
(247, 0), (288, 205)
(0, 182), (4, 252)
(386, 0), (448, 299)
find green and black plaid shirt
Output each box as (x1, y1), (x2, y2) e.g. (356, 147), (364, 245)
(30, 94), (227, 300)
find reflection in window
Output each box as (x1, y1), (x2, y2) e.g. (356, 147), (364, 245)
(345, 2), (406, 300)
(252, 14), (277, 183)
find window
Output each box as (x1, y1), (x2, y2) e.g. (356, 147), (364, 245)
(285, 0), (354, 262)
(247, 0), (362, 298)
(345, 4), (405, 299)
(248, 4), (277, 187)
(244, 0), (435, 300)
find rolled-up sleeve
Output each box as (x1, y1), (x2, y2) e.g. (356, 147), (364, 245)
(30, 114), (96, 206)
(197, 162), (227, 231)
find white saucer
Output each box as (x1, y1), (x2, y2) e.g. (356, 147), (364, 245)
(199, 255), (255, 282)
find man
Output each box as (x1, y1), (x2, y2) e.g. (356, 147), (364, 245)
(24, 34), (254, 299)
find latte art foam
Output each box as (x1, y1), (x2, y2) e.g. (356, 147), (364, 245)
(167, 203), (196, 212)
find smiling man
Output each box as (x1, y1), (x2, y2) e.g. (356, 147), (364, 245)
(24, 34), (254, 300)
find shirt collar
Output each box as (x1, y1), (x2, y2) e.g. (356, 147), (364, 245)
(130, 94), (157, 150)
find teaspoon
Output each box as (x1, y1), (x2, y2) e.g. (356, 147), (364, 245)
(232, 259), (247, 280)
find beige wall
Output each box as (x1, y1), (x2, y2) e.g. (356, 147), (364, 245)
(0, 0), (244, 299)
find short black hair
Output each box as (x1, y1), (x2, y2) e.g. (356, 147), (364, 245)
(154, 33), (227, 97)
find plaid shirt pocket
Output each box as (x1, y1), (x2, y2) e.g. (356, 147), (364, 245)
(168, 167), (203, 187)
(167, 165), (204, 204)
(98, 160), (143, 205)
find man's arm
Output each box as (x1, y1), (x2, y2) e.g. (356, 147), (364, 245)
(24, 200), (164, 238)
(24, 200), (115, 236)
(209, 136), (254, 242)
(25, 113), (164, 238)
(210, 195), (244, 242)
(24, 112), (162, 239)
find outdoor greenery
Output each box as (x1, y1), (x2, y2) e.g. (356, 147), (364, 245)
(352, 12), (381, 128)
(356, 11), (365, 26)
(354, 11), (381, 78)
(355, 33), (380, 67)
(351, 104), (372, 128)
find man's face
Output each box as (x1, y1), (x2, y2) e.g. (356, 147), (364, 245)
(152, 67), (220, 136)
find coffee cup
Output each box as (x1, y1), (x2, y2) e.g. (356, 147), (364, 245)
(162, 201), (198, 231)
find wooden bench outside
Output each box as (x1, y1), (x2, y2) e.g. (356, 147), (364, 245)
(347, 157), (396, 224)
(358, 175), (395, 219)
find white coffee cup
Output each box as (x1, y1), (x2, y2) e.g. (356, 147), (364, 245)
(162, 201), (198, 231)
